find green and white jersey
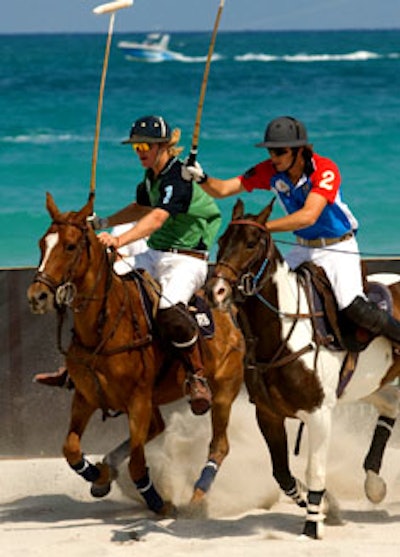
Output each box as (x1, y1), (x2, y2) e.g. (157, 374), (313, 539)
(136, 157), (221, 252)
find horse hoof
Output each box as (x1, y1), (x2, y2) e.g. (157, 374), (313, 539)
(157, 501), (178, 518)
(365, 470), (387, 504)
(323, 490), (343, 526)
(302, 519), (324, 540)
(181, 499), (208, 519)
(91, 482), (111, 498)
(90, 461), (117, 498)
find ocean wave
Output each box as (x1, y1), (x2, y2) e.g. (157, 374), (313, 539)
(235, 50), (396, 63)
(1, 133), (90, 144)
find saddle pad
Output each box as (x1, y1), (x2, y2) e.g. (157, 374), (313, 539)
(366, 281), (393, 313)
(188, 294), (215, 339)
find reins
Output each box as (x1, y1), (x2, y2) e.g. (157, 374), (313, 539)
(214, 217), (319, 373)
(218, 218), (322, 320)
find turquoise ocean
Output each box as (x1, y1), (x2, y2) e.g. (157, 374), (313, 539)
(1, 29), (400, 268)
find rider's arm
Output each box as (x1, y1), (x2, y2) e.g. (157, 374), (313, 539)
(266, 192), (328, 232)
(200, 176), (245, 198)
(98, 208), (169, 249)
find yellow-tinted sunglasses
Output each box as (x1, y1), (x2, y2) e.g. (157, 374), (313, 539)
(132, 142), (151, 152)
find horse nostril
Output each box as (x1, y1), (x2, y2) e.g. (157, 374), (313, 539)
(38, 292), (48, 301)
(216, 287), (226, 298)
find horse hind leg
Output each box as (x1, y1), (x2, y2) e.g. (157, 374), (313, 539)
(363, 384), (400, 503)
(363, 415), (395, 503)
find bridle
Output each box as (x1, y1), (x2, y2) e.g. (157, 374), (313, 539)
(214, 218), (319, 320)
(214, 217), (316, 376)
(215, 218), (275, 298)
(33, 219), (99, 309)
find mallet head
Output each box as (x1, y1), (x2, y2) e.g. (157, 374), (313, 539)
(93, 0), (134, 15)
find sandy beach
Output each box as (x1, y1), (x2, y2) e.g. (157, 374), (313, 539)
(2, 389), (400, 556)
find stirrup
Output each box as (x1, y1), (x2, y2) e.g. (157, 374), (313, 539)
(184, 374), (212, 416)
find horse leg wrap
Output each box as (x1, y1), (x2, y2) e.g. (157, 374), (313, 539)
(70, 455), (100, 483)
(194, 460), (219, 493)
(284, 477), (306, 508)
(135, 470), (164, 513)
(303, 489), (325, 539)
(364, 416), (395, 473)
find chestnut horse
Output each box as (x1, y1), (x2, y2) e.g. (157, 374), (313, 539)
(27, 193), (245, 515)
(206, 198), (400, 539)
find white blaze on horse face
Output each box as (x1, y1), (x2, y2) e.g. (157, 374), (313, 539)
(212, 276), (231, 308)
(38, 232), (59, 272)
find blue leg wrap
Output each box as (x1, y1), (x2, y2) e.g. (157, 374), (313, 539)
(135, 470), (164, 513)
(70, 455), (100, 483)
(194, 459), (218, 493)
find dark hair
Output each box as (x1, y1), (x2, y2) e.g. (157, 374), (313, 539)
(302, 146), (314, 176)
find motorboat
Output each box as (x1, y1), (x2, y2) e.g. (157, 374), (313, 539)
(117, 33), (182, 62)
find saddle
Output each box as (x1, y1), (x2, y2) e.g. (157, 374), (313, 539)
(124, 269), (215, 339)
(296, 262), (395, 397)
(296, 262), (394, 353)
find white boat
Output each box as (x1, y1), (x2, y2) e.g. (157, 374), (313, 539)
(117, 33), (182, 62)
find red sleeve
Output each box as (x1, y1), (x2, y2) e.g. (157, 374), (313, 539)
(239, 160), (275, 192)
(310, 154), (341, 204)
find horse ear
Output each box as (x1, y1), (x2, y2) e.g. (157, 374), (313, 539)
(258, 197), (276, 224)
(46, 192), (62, 220)
(232, 198), (244, 220)
(76, 193), (95, 222)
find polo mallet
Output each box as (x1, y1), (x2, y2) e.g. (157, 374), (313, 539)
(90, 0), (134, 196)
(188, 0), (225, 165)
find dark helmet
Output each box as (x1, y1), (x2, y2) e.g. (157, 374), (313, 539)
(255, 116), (308, 148)
(121, 115), (171, 144)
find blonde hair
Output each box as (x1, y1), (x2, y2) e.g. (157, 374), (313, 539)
(166, 127), (184, 157)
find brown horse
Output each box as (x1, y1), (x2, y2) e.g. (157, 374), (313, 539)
(205, 198), (400, 539)
(27, 192), (245, 515)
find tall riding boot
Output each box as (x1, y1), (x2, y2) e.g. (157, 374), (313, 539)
(343, 296), (400, 345)
(180, 337), (212, 416)
(156, 303), (212, 415)
(34, 366), (74, 389)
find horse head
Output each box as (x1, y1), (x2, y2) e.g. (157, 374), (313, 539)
(206, 197), (282, 309)
(27, 192), (100, 314)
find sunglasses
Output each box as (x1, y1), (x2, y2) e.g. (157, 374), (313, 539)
(268, 147), (291, 157)
(132, 142), (151, 152)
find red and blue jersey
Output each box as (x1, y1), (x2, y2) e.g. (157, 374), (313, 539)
(239, 153), (358, 240)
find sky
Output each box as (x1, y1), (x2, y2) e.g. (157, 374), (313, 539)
(1, 0), (400, 34)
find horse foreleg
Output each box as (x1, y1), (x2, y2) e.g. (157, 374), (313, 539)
(255, 409), (306, 507)
(190, 368), (242, 508)
(190, 400), (230, 505)
(63, 391), (109, 487)
(302, 407), (333, 540)
(92, 407), (167, 498)
(127, 397), (174, 516)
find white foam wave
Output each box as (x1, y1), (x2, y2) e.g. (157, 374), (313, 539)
(235, 50), (393, 63)
(1, 133), (89, 144)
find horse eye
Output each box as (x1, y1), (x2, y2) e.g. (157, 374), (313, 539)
(66, 243), (76, 252)
(247, 241), (257, 249)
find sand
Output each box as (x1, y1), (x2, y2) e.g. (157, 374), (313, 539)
(2, 389), (400, 556)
